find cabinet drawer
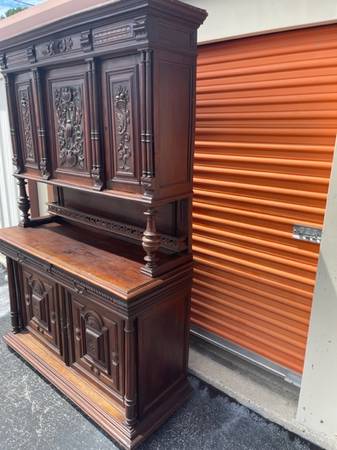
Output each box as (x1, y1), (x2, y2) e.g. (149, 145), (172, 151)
(22, 268), (62, 356)
(70, 293), (124, 399)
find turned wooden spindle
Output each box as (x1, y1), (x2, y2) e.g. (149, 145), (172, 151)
(17, 178), (31, 227)
(142, 207), (161, 273)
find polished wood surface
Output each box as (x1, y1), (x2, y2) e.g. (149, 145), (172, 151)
(0, 0), (207, 447)
(0, 222), (171, 298)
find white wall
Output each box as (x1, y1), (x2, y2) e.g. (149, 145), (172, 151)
(297, 140), (337, 443)
(186, 0), (337, 43)
(0, 74), (18, 229)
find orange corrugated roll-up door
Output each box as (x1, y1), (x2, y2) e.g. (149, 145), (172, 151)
(191, 24), (337, 375)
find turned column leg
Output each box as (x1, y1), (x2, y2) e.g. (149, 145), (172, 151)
(124, 318), (137, 430)
(6, 258), (23, 333)
(17, 178), (31, 227)
(141, 207), (161, 275)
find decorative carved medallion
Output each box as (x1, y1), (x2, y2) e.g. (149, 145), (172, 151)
(133, 18), (148, 40)
(84, 313), (106, 366)
(114, 85), (131, 171)
(26, 45), (36, 63)
(80, 30), (92, 52)
(31, 280), (48, 325)
(54, 86), (84, 170)
(19, 88), (35, 161)
(44, 37), (73, 56)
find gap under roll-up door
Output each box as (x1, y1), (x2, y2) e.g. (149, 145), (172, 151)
(191, 24), (337, 375)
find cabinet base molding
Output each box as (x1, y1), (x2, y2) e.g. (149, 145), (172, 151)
(4, 331), (191, 449)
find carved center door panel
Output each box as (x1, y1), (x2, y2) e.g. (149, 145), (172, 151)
(70, 292), (124, 400)
(46, 65), (93, 187)
(15, 72), (39, 172)
(101, 55), (141, 193)
(22, 268), (62, 356)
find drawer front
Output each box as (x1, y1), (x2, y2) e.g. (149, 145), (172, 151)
(70, 293), (123, 397)
(22, 268), (62, 356)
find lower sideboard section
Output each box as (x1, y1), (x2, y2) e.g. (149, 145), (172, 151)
(4, 257), (192, 449)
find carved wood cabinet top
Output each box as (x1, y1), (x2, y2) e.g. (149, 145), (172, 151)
(0, 0), (207, 68)
(0, 0), (207, 205)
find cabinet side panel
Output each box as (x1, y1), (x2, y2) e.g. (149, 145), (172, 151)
(155, 54), (194, 195)
(137, 284), (190, 416)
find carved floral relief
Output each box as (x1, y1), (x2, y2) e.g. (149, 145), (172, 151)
(19, 88), (35, 162)
(114, 84), (131, 172)
(54, 86), (84, 170)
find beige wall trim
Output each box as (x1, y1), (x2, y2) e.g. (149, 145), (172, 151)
(185, 0), (337, 44)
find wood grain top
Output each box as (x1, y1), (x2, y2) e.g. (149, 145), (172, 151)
(0, 222), (166, 300)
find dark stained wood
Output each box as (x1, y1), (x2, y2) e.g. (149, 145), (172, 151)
(0, 0), (207, 448)
(27, 180), (39, 218)
(17, 177), (31, 227)
(6, 257), (23, 333)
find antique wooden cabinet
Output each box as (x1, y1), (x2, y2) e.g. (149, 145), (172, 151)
(0, 0), (206, 448)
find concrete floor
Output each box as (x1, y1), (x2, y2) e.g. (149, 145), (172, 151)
(0, 271), (321, 450)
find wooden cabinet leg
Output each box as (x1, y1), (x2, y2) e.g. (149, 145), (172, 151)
(141, 207), (160, 275)
(17, 178), (31, 227)
(124, 318), (137, 430)
(6, 258), (23, 333)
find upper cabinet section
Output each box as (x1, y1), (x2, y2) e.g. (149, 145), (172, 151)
(0, 0), (207, 203)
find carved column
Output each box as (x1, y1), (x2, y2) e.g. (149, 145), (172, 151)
(7, 258), (23, 333)
(124, 318), (137, 430)
(141, 207), (160, 274)
(4, 73), (23, 174)
(32, 68), (50, 179)
(86, 57), (104, 190)
(17, 178), (31, 227)
(140, 49), (154, 198)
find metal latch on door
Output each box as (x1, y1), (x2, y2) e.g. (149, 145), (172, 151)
(293, 225), (322, 244)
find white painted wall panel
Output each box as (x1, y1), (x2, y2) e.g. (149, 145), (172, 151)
(297, 139), (337, 443)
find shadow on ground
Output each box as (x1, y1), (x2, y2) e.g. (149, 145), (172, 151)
(0, 310), (320, 450)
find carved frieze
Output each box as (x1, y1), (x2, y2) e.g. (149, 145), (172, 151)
(54, 86), (84, 170)
(93, 24), (132, 46)
(48, 203), (187, 253)
(43, 37), (73, 56)
(114, 85), (131, 172)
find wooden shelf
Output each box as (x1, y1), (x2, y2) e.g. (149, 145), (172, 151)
(0, 222), (171, 300)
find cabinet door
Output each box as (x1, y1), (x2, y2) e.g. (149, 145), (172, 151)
(101, 55), (141, 193)
(15, 72), (40, 173)
(70, 293), (123, 398)
(22, 268), (62, 356)
(45, 65), (93, 188)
